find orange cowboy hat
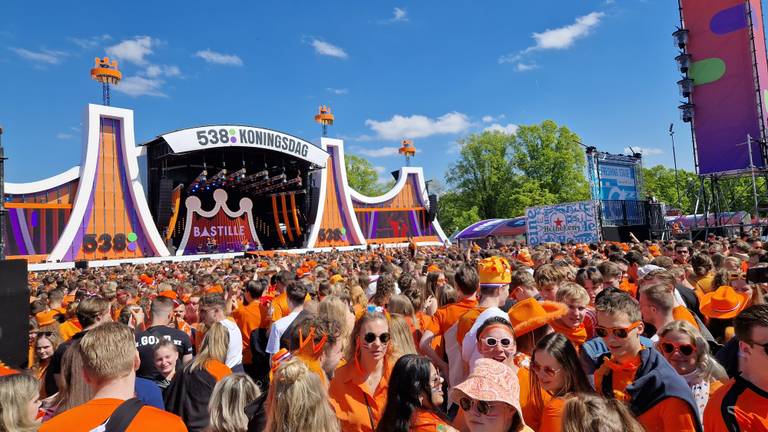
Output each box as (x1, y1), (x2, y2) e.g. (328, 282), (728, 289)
(508, 298), (567, 337)
(516, 249), (534, 267)
(35, 310), (59, 327)
(700, 286), (749, 320)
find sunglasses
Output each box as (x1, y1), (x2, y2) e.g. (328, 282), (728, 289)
(531, 361), (561, 378)
(747, 340), (768, 356)
(595, 321), (642, 339)
(482, 337), (513, 348)
(659, 342), (696, 357)
(363, 332), (390, 344)
(459, 397), (494, 415)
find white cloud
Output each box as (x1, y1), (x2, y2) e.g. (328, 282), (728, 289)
(144, 64), (181, 78)
(69, 34), (112, 49)
(114, 76), (166, 97)
(499, 11), (605, 70)
(532, 12), (605, 50)
(482, 114), (506, 123)
(326, 87), (349, 95)
(194, 49), (243, 66)
(311, 39), (348, 59)
(484, 123), (519, 135)
(9, 47), (67, 64)
(515, 62), (538, 72)
(365, 112), (471, 140)
(624, 146), (663, 156)
(355, 147), (401, 157)
(106, 36), (154, 65)
(393, 7), (408, 22)
(56, 132), (74, 140)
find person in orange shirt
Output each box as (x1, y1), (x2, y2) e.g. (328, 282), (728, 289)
(419, 264), (479, 375)
(376, 354), (457, 432)
(704, 304), (768, 431)
(456, 256), (512, 347)
(529, 333), (595, 432)
(271, 270), (296, 322)
(39, 322), (187, 432)
(593, 291), (701, 432)
(329, 309), (393, 432)
(550, 283), (592, 351)
(232, 279), (270, 380)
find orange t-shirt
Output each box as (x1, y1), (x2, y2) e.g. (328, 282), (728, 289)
(672, 306), (700, 330)
(232, 301), (269, 364)
(518, 365), (552, 432)
(410, 409), (453, 431)
(538, 396), (566, 432)
(456, 307), (487, 346)
(426, 298), (478, 336)
(271, 291), (290, 322)
(58, 318), (81, 342)
(704, 378), (768, 432)
(39, 398), (187, 432)
(637, 397), (698, 432)
(329, 360), (392, 432)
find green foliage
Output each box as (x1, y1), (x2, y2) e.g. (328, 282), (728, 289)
(345, 154), (392, 196)
(641, 165), (698, 213)
(438, 121), (590, 233)
(510, 120), (590, 203)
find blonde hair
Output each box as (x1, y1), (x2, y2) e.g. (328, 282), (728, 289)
(0, 373), (39, 432)
(33, 331), (62, 372)
(561, 393), (644, 432)
(388, 314), (417, 359)
(79, 322), (136, 384)
(556, 282), (590, 305)
(208, 374), (261, 432)
(265, 359), (340, 432)
(319, 296), (351, 339)
(657, 320), (728, 383)
(188, 322), (230, 373)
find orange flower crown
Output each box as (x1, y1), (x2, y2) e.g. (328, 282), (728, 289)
(478, 256), (512, 285)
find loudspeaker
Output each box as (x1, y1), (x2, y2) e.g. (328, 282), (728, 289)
(427, 194), (438, 222)
(0, 259), (29, 368)
(74, 260), (88, 269)
(602, 225), (650, 242)
(156, 177), (174, 229)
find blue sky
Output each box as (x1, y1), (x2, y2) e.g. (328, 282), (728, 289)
(1, 0), (693, 187)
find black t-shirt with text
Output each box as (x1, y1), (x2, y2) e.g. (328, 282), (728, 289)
(135, 325), (193, 381)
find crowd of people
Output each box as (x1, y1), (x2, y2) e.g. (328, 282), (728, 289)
(2, 235), (768, 431)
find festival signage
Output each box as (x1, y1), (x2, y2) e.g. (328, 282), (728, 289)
(176, 189), (260, 255)
(525, 201), (600, 245)
(679, 0), (768, 174)
(599, 160), (639, 200)
(160, 126), (329, 167)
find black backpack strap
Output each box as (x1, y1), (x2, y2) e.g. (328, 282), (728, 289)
(721, 377), (749, 432)
(104, 398), (145, 432)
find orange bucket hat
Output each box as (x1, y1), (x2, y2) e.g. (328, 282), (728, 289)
(478, 256), (512, 287)
(700, 286), (749, 320)
(507, 298), (567, 337)
(517, 249), (534, 267)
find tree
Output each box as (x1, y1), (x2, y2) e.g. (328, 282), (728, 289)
(445, 131), (517, 220)
(345, 154), (392, 196)
(509, 120), (590, 203)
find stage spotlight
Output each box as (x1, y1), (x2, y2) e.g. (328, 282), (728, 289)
(675, 53), (691, 74)
(678, 102), (695, 123)
(672, 28), (689, 49)
(677, 78), (694, 98)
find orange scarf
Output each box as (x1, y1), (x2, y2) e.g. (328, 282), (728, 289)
(550, 320), (588, 348)
(595, 353), (642, 402)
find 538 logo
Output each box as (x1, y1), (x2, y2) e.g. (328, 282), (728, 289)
(82, 232), (139, 253)
(196, 128), (238, 145)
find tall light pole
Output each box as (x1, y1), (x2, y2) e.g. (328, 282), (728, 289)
(669, 123), (681, 208)
(0, 126), (6, 260)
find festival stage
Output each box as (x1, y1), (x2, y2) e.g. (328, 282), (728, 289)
(6, 104), (448, 264)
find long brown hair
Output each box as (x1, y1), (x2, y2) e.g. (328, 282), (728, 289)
(561, 393), (644, 432)
(530, 333), (594, 412)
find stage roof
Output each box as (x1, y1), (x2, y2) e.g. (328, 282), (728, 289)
(453, 217), (527, 240)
